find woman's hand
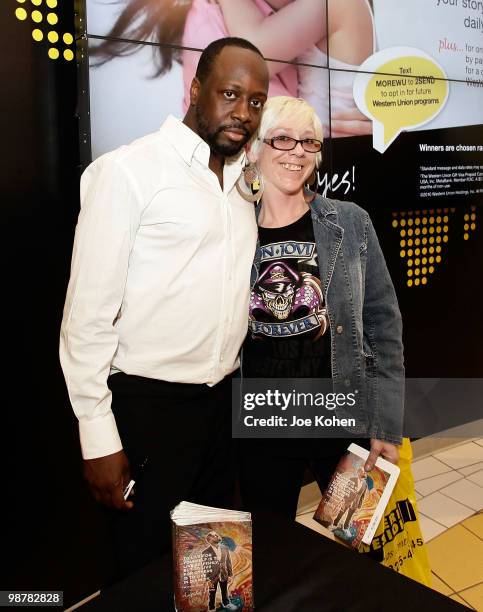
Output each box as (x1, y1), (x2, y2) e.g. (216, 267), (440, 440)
(364, 439), (399, 472)
(330, 108), (373, 138)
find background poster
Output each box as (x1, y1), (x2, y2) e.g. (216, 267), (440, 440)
(82, 0), (483, 376)
(85, 0), (483, 155)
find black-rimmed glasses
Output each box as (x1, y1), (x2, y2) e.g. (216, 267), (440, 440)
(262, 135), (322, 153)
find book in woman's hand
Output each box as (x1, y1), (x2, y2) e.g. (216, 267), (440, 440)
(313, 443), (400, 548)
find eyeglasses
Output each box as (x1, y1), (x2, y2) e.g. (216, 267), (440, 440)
(262, 135), (322, 153)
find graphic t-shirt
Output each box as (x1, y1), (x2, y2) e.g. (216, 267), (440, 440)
(243, 210), (331, 378)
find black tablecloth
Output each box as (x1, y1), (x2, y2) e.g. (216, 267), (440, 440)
(84, 513), (465, 612)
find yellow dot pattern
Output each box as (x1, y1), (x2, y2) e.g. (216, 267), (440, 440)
(32, 28), (43, 40)
(13, 1), (76, 63)
(463, 206), (477, 241)
(392, 207), (455, 288)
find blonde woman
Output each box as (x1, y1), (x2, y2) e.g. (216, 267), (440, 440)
(239, 96), (404, 518)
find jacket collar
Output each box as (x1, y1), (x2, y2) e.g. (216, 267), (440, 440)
(310, 195), (338, 222)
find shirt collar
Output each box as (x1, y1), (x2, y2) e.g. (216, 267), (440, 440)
(160, 115), (209, 166)
(223, 148), (246, 192)
(160, 115), (246, 178)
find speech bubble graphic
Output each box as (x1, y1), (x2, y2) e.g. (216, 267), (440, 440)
(353, 47), (449, 153)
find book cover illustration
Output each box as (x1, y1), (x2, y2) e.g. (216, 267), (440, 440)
(172, 503), (253, 612)
(313, 443), (400, 548)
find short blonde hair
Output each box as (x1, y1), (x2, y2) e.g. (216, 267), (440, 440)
(250, 96), (324, 168)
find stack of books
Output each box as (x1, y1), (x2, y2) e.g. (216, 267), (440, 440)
(171, 502), (254, 612)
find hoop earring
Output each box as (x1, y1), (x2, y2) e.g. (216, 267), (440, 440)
(303, 169), (318, 204)
(236, 162), (264, 203)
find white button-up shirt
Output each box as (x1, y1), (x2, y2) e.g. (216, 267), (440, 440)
(60, 115), (258, 459)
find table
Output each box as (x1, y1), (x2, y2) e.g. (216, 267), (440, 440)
(83, 513), (465, 611)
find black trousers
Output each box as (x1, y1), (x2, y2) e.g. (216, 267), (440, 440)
(106, 372), (236, 582)
(238, 438), (370, 521)
(208, 578), (229, 610)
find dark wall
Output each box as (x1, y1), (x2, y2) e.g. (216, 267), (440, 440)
(329, 126), (483, 377)
(2, 2), (114, 606)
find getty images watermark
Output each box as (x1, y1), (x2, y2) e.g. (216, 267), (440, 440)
(231, 379), (371, 439)
(243, 389), (357, 429)
(232, 378), (483, 439)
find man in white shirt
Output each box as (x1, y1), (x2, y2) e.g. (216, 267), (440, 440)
(60, 37), (269, 578)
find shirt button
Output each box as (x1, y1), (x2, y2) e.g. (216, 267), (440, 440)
(336, 325), (343, 334)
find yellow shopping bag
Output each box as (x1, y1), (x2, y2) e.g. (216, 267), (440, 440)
(357, 438), (432, 587)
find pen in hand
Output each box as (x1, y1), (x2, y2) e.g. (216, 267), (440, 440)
(123, 456), (148, 500)
(123, 479), (135, 500)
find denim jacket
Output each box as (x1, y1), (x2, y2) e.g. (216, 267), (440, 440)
(250, 195), (405, 445)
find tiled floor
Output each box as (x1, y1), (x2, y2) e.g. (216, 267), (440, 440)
(415, 440), (483, 610)
(296, 439), (483, 611)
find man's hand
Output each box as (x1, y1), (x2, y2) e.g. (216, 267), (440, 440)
(83, 449), (133, 511)
(364, 439), (399, 472)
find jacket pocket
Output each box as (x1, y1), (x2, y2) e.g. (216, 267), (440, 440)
(363, 350), (377, 377)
